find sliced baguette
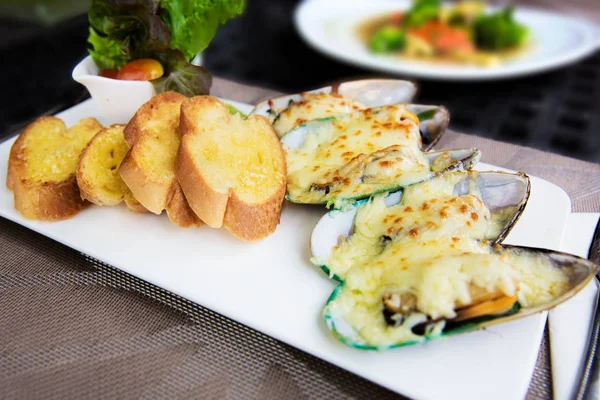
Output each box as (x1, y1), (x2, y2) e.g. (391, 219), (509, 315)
(177, 96), (287, 241)
(119, 92), (201, 228)
(7, 116), (102, 220)
(76, 124), (147, 213)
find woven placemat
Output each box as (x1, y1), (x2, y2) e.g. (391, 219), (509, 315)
(0, 217), (409, 399)
(0, 215), (554, 399)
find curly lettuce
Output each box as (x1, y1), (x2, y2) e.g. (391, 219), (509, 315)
(87, 0), (243, 96)
(88, 0), (171, 69)
(87, 27), (129, 69)
(161, 0), (245, 61)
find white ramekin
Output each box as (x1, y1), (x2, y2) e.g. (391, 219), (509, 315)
(72, 54), (202, 124)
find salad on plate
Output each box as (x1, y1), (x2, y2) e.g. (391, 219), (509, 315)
(360, 0), (530, 67)
(87, 0), (244, 95)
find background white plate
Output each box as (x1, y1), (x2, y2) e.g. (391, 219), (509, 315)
(0, 99), (573, 400)
(294, 0), (600, 81)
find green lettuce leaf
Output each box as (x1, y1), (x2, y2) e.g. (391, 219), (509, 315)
(152, 50), (212, 97)
(225, 103), (247, 118)
(87, 27), (129, 69)
(88, 0), (171, 68)
(87, 0), (212, 96)
(160, 0), (245, 61)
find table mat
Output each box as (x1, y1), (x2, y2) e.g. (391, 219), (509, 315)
(0, 77), (598, 400)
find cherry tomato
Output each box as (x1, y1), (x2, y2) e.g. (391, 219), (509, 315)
(98, 68), (119, 79)
(116, 59), (164, 81)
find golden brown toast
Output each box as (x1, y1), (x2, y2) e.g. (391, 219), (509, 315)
(76, 124), (147, 213)
(177, 96), (287, 241)
(7, 116), (103, 220)
(119, 92), (201, 228)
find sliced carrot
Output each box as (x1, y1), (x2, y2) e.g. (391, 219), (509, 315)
(408, 21), (474, 54)
(454, 294), (518, 322)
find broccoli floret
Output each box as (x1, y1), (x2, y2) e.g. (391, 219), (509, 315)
(403, 0), (441, 28)
(473, 6), (529, 50)
(369, 26), (406, 53)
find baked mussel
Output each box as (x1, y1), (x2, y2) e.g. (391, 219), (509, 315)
(281, 104), (475, 207)
(250, 79), (447, 150)
(311, 171), (531, 281)
(322, 244), (597, 350)
(310, 171), (596, 349)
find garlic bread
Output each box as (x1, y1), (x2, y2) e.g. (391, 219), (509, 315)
(76, 124), (147, 212)
(177, 96), (286, 241)
(7, 116), (102, 220)
(119, 92), (201, 227)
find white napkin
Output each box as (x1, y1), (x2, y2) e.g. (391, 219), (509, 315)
(550, 213), (599, 400)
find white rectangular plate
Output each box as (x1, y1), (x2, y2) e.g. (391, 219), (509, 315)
(0, 99), (572, 400)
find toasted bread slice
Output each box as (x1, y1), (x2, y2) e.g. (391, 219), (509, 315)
(7, 116), (102, 220)
(119, 92), (201, 228)
(76, 124), (147, 213)
(177, 96), (287, 241)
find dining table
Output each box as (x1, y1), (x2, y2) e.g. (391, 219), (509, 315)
(0, 75), (598, 399)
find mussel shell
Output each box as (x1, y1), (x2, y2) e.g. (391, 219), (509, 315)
(406, 105), (449, 150)
(311, 171), (529, 281)
(323, 244), (599, 350)
(453, 171), (531, 244)
(252, 79), (417, 119)
(250, 79), (446, 150)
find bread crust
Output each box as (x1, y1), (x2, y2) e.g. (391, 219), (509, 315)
(177, 96), (286, 241)
(123, 193), (149, 214)
(9, 173), (89, 221)
(7, 116), (99, 220)
(118, 151), (169, 213)
(165, 184), (203, 228)
(223, 187), (286, 241)
(119, 92), (201, 228)
(175, 143), (229, 228)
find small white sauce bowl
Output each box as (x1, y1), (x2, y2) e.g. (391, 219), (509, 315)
(72, 54), (202, 124)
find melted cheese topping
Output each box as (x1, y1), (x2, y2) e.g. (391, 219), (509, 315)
(508, 251), (572, 308)
(271, 92), (366, 138)
(334, 249), (522, 346)
(325, 190), (492, 279)
(320, 173), (570, 347)
(286, 105), (441, 205)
